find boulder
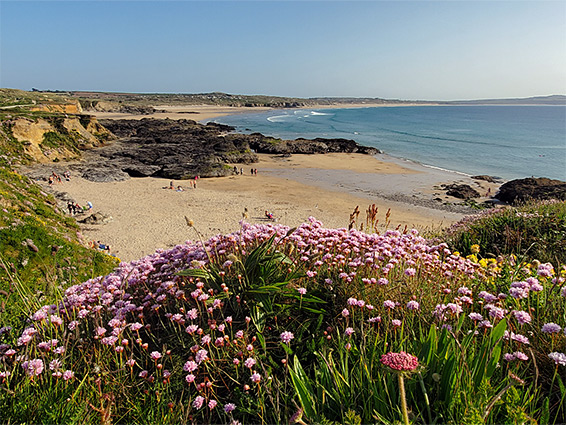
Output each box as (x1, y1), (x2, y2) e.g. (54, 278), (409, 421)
(78, 212), (113, 225)
(442, 184), (481, 200)
(495, 177), (566, 205)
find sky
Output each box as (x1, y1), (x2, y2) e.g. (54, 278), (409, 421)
(1, 0), (565, 101)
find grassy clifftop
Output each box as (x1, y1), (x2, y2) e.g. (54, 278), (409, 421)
(0, 108), (119, 325)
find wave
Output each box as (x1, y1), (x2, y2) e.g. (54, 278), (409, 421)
(310, 111), (333, 116)
(266, 115), (292, 123)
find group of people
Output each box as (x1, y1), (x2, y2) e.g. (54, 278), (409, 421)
(89, 240), (111, 253)
(67, 200), (92, 215)
(233, 167), (258, 176)
(166, 176), (199, 191)
(48, 170), (71, 186)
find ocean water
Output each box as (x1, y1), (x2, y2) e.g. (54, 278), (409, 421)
(214, 105), (566, 181)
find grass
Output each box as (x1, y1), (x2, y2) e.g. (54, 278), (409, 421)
(0, 208), (564, 424)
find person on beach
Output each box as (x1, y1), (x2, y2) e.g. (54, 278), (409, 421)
(251, 168), (254, 175)
(254, 168), (258, 176)
(176, 186), (184, 192)
(265, 210), (274, 220)
(169, 181), (174, 190)
(86, 201), (93, 210)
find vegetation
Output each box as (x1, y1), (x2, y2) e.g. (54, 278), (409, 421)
(444, 200), (566, 266)
(0, 205), (563, 424)
(0, 113), (120, 327)
(0, 88), (564, 423)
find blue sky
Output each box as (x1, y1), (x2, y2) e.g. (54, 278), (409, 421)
(1, 1), (565, 100)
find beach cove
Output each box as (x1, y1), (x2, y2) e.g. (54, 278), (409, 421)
(31, 105), (501, 261)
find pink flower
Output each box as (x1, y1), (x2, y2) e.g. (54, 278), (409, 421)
(195, 349), (208, 364)
(192, 395), (205, 410)
(250, 372), (261, 383)
(62, 370), (75, 381)
(383, 300), (396, 310)
(208, 399), (217, 409)
(297, 287), (307, 295)
(185, 374), (195, 383)
(280, 331), (294, 344)
(513, 310), (532, 325)
(341, 308), (350, 317)
(22, 359), (44, 377)
(344, 327), (354, 336)
(391, 319), (402, 327)
(548, 352), (566, 366)
(542, 323), (562, 334)
(406, 301), (420, 311)
(224, 403), (236, 413)
(244, 358), (256, 369)
(183, 361), (198, 372)
(150, 351), (161, 360)
(380, 351), (418, 372)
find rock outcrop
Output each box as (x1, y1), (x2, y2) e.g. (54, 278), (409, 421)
(8, 116), (114, 163)
(93, 118), (380, 181)
(495, 177), (566, 205)
(441, 184), (481, 200)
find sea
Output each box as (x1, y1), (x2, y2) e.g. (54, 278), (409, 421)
(213, 105), (566, 182)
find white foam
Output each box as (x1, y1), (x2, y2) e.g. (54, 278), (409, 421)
(267, 115), (291, 123)
(310, 111), (332, 116)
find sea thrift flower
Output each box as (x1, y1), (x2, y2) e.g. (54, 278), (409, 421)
(62, 370), (75, 381)
(392, 319), (402, 327)
(150, 351), (162, 360)
(244, 358), (256, 369)
(341, 308), (350, 317)
(344, 327), (354, 336)
(380, 351), (419, 372)
(250, 372), (261, 383)
(542, 323), (562, 334)
(383, 300), (396, 310)
(208, 400), (217, 409)
(548, 352), (566, 366)
(406, 301), (420, 311)
(22, 359), (44, 377)
(185, 374), (195, 383)
(513, 310), (532, 325)
(193, 395), (205, 410)
(195, 349), (208, 364)
(280, 331), (294, 344)
(469, 312), (483, 321)
(183, 361), (198, 372)
(224, 403), (236, 413)
(297, 287), (307, 295)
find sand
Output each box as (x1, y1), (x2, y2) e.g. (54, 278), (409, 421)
(35, 151), (500, 263)
(32, 104), (500, 262)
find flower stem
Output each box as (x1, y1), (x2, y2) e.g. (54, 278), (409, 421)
(398, 373), (410, 425)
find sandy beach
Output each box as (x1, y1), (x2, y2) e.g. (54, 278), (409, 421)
(34, 149), (499, 262)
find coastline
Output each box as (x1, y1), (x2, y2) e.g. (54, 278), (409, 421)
(33, 151), (498, 262)
(36, 104), (500, 262)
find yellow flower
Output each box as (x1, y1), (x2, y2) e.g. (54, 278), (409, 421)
(470, 244), (480, 254)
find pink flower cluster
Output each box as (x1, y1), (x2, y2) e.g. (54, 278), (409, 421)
(380, 351), (419, 372)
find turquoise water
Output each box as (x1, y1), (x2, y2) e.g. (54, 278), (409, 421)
(214, 105), (566, 181)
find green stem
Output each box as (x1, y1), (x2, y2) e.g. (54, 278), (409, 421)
(398, 373), (410, 425)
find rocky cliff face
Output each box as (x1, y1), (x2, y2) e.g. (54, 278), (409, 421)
(29, 100), (83, 114)
(7, 115), (114, 163)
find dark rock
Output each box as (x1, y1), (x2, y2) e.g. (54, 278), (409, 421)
(442, 184), (481, 200)
(472, 175), (499, 183)
(83, 118), (382, 181)
(495, 177), (566, 205)
(78, 212), (113, 225)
